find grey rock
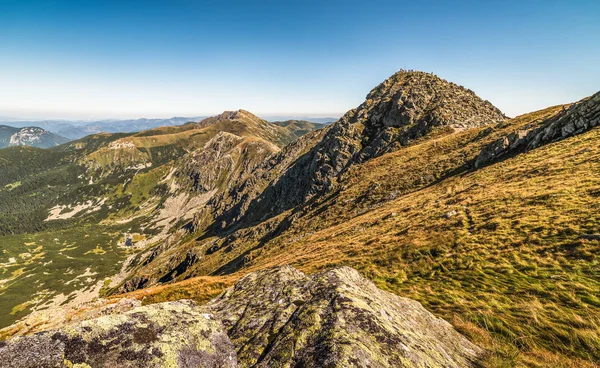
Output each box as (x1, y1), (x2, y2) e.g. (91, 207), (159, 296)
(207, 266), (482, 368)
(0, 300), (237, 368)
(1, 266), (482, 368)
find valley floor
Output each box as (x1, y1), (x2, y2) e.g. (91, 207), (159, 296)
(0, 226), (131, 329)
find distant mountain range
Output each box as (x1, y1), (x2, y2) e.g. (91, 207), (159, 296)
(0, 125), (69, 148)
(0, 117), (207, 140)
(0, 116), (337, 141)
(264, 116), (338, 124)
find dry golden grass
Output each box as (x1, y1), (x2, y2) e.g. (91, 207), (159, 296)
(241, 125), (600, 366)
(115, 275), (236, 306)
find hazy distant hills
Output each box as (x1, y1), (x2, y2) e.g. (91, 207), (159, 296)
(0, 116), (336, 140)
(265, 116), (338, 124)
(0, 117), (207, 140)
(0, 125), (69, 148)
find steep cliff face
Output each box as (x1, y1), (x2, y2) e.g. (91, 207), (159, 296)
(0, 267), (481, 368)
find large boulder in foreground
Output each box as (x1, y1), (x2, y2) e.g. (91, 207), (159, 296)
(207, 266), (482, 367)
(0, 300), (237, 368)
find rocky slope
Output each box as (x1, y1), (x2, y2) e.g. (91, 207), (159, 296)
(215, 71), (507, 227)
(0, 125), (69, 148)
(0, 266), (481, 368)
(474, 91), (600, 168)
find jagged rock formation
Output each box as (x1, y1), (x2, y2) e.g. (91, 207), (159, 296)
(0, 266), (480, 368)
(474, 91), (600, 168)
(0, 300), (237, 368)
(207, 266), (482, 367)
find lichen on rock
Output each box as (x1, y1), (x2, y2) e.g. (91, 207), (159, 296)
(0, 266), (481, 367)
(0, 300), (237, 368)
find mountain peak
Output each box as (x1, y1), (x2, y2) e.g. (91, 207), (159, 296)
(212, 109), (259, 122)
(358, 69), (506, 131)
(195, 109), (264, 129)
(216, 69), (508, 224)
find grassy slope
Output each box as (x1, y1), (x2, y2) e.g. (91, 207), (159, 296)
(126, 108), (600, 367)
(79, 114), (315, 171)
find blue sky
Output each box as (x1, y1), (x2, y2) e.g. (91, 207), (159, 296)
(0, 0), (599, 119)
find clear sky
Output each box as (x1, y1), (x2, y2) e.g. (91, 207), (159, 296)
(1, 0), (599, 120)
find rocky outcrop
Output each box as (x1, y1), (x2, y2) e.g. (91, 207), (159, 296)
(0, 266), (481, 368)
(474, 91), (600, 168)
(207, 266), (482, 367)
(0, 300), (237, 368)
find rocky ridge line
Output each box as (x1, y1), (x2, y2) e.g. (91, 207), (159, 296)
(474, 91), (600, 168)
(216, 70), (507, 227)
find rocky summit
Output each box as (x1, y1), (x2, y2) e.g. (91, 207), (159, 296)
(0, 266), (480, 368)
